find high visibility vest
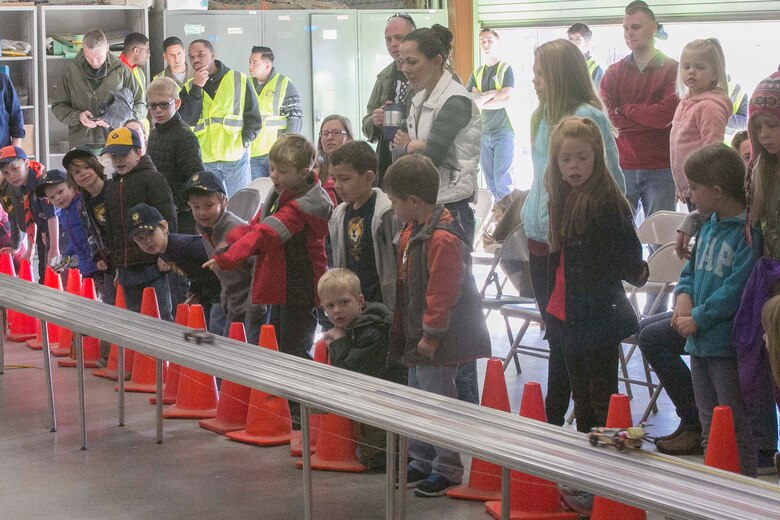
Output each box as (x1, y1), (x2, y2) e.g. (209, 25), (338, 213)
(132, 66), (146, 97)
(586, 57), (599, 81)
(183, 70), (247, 164)
(728, 81), (746, 117)
(472, 62), (509, 93)
(250, 72), (289, 158)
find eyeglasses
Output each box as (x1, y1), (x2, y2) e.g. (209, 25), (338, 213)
(388, 12), (417, 29)
(149, 100), (175, 111)
(320, 130), (348, 138)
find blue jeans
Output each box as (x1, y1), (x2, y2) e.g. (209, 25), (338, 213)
(623, 168), (676, 221)
(121, 273), (173, 322)
(205, 151), (251, 197)
(480, 130), (515, 201)
(250, 155), (270, 180)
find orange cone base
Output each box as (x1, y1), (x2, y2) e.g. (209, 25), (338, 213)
(289, 431), (317, 457)
(26, 339), (58, 351)
(7, 331), (36, 342)
(199, 417), (246, 435)
(117, 382), (158, 393)
(447, 483), (501, 502)
(57, 358), (101, 369)
(163, 405), (217, 420)
(50, 346), (71, 357)
(590, 497), (646, 520)
(484, 501), (578, 520)
(295, 455), (367, 473)
(149, 395), (176, 405)
(93, 369), (131, 381)
(226, 429), (293, 446)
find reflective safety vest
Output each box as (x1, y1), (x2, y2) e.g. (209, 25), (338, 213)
(132, 66), (146, 97)
(728, 81), (746, 117)
(586, 57), (599, 81)
(184, 70), (248, 164)
(472, 62), (509, 93)
(250, 73), (289, 158)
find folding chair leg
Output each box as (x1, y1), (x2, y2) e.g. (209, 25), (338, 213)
(566, 408), (575, 425)
(618, 345), (633, 399)
(642, 358), (657, 403)
(502, 318), (529, 374)
(641, 383), (664, 424)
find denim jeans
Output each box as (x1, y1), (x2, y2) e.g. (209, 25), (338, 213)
(122, 273), (173, 322)
(205, 150), (251, 197)
(250, 154), (270, 180)
(623, 167), (676, 221)
(480, 130), (515, 201)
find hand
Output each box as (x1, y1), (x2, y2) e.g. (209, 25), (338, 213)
(406, 140), (426, 154)
(417, 336), (437, 359)
(92, 119), (110, 128)
(672, 316), (698, 337)
(22, 246), (33, 263)
(202, 258), (218, 271)
(47, 246), (60, 265)
(193, 68), (209, 88)
(672, 293), (693, 322)
(372, 102), (390, 127)
(157, 257), (171, 272)
(113, 270), (119, 287)
(0, 246), (19, 255)
(96, 260), (108, 271)
(322, 327), (347, 345)
(79, 111), (98, 128)
(675, 231), (692, 260)
(392, 130), (410, 148)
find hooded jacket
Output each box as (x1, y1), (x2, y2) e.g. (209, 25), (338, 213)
(670, 89), (732, 196)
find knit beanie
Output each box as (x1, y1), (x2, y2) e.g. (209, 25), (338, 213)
(748, 68), (780, 124)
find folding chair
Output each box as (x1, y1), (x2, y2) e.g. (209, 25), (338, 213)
(480, 223), (534, 316)
(499, 302), (546, 373)
(227, 188), (263, 222)
(636, 210), (687, 245)
(246, 177), (275, 208)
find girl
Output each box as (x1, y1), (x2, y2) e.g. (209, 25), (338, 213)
(761, 295), (780, 389)
(670, 39), (732, 206)
(731, 130), (751, 166)
(520, 38), (625, 426)
(544, 116), (647, 432)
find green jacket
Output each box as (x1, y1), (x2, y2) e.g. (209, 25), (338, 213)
(52, 51), (145, 149)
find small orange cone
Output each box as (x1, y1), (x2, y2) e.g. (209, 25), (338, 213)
(119, 287), (165, 393)
(57, 278), (102, 368)
(226, 324), (293, 446)
(26, 268), (62, 350)
(163, 304), (218, 419)
(485, 382), (578, 520)
(0, 252), (14, 276)
(199, 322), (252, 434)
(94, 285), (134, 380)
(449, 357), (511, 501)
(1, 254), (36, 342)
(590, 394), (646, 520)
(51, 269), (82, 356)
(704, 405), (741, 474)
(290, 339), (327, 456)
(150, 303), (189, 404)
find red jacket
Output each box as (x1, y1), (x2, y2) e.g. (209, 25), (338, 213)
(214, 182), (332, 306)
(600, 51), (679, 170)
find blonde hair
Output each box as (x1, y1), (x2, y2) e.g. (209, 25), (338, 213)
(761, 295), (780, 387)
(147, 77), (180, 100)
(317, 268), (362, 300)
(530, 39), (605, 142)
(545, 116), (631, 252)
(747, 117), (779, 223)
(676, 39), (729, 98)
(269, 134), (316, 172)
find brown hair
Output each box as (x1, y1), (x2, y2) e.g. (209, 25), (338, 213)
(269, 134), (316, 172)
(384, 154), (439, 204)
(318, 268), (362, 301)
(65, 155), (106, 194)
(761, 295), (780, 387)
(684, 143), (746, 204)
(328, 141), (377, 175)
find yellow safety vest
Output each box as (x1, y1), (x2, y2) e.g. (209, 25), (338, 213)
(728, 81), (746, 117)
(250, 73), (289, 158)
(183, 70), (247, 164)
(586, 57), (599, 81)
(472, 62), (509, 94)
(132, 66), (146, 97)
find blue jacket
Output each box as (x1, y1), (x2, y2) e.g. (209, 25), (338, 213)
(521, 104), (625, 243)
(60, 194), (97, 276)
(676, 211), (760, 357)
(0, 73), (24, 148)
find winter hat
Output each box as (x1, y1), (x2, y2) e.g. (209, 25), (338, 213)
(748, 69), (780, 124)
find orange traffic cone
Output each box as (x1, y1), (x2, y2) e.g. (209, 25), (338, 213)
(7, 259), (38, 342)
(163, 305), (218, 419)
(449, 357), (511, 501)
(226, 324), (293, 446)
(704, 405), (741, 474)
(119, 287), (165, 393)
(485, 382), (578, 520)
(150, 303), (189, 404)
(51, 269), (81, 357)
(0, 252), (13, 276)
(58, 278), (102, 368)
(590, 394), (646, 520)
(199, 322), (252, 434)
(295, 412), (367, 473)
(290, 339), (327, 456)
(26, 268), (62, 350)
(94, 285), (134, 380)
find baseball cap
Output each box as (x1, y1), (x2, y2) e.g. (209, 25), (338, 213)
(126, 203), (165, 237)
(0, 145), (28, 165)
(102, 127), (143, 156)
(183, 171), (227, 198)
(63, 146), (98, 171)
(35, 169), (69, 198)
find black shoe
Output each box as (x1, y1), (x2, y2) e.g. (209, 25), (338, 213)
(413, 474), (459, 497)
(656, 430), (704, 456)
(657, 423), (701, 442)
(757, 450), (779, 476)
(398, 467), (429, 489)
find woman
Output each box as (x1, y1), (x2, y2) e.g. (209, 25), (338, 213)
(317, 114), (354, 206)
(521, 39), (625, 428)
(392, 24), (481, 244)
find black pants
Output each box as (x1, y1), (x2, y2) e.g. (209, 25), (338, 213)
(563, 340), (620, 433)
(445, 198), (476, 246)
(36, 227), (47, 283)
(528, 252), (571, 426)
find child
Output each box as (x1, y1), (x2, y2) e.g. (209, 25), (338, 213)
(328, 141), (398, 312)
(0, 175), (26, 264)
(185, 170), (265, 343)
(731, 130), (751, 166)
(123, 119), (148, 155)
(126, 203), (221, 330)
(146, 77), (205, 234)
(205, 134), (333, 421)
(0, 146), (60, 281)
(36, 169), (95, 279)
(670, 39), (732, 207)
(384, 153), (490, 497)
(762, 295), (780, 389)
(674, 142), (759, 477)
(103, 127), (176, 320)
(544, 116), (648, 433)
(319, 268), (403, 469)
(0, 200), (12, 256)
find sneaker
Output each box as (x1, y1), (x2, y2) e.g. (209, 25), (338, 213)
(757, 450), (778, 476)
(413, 474), (459, 497)
(560, 489), (594, 515)
(656, 430), (704, 456)
(398, 466), (429, 489)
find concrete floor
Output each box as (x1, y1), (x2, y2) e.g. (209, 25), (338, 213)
(1, 312), (776, 519)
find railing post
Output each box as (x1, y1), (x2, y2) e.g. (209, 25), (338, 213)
(501, 466), (511, 520)
(156, 358), (164, 443)
(40, 320), (57, 432)
(300, 404), (313, 520)
(398, 435), (408, 520)
(0, 307), (5, 374)
(386, 431), (398, 519)
(117, 345), (125, 426)
(75, 332), (87, 450)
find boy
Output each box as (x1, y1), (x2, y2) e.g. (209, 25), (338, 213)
(328, 141), (398, 313)
(319, 267), (403, 469)
(673, 143), (759, 477)
(103, 127), (176, 320)
(126, 202), (221, 330)
(146, 77), (205, 234)
(205, 134), (333, 421)
(185, 170), (265, 343)
(0, 146), (60, 281)
(385, 153), (490, 497)
(0, 174), (26, 263)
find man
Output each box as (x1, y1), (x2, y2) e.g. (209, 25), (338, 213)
(362, 13), (416, 187)
(600, 1), (678, 221)
(120, 32), (150, 97)
(52, 29), (145, 151)
(247, 46), (303, 180)
(567, 23), (604, 88)
(466, 28), (515, 202)
(153, 36), (195, 87)
(0, 72), (24, 148)
(178, 40), (262, 197)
